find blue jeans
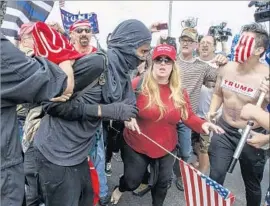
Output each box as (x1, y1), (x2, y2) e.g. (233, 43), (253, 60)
(90, 127), (108, 198)
(173, 122), (192, 177)
(177, 122), (192, 160)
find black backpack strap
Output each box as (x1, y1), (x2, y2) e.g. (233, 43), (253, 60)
(76, 77), (100, 99)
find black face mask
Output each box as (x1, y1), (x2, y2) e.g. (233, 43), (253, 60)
(135, 55), (147, 68)
(124, 55), (144, 70)
(135, 52), (150, 67)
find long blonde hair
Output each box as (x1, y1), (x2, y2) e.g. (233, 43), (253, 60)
(141, 62), (188, 121)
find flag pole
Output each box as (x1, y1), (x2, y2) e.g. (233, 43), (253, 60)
(168, 1), (173, 36)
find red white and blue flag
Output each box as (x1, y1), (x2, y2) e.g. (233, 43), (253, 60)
(179, 160), (236, 206)
(1, 1), (54, 42)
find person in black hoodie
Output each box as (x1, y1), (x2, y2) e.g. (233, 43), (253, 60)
(0, 33), (71, 206)
(24, 19), (152, 206)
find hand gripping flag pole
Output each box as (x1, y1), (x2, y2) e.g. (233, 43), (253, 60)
(227, 77), (269, 173)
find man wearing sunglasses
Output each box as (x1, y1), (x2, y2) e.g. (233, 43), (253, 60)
(69, 20), (97, 54)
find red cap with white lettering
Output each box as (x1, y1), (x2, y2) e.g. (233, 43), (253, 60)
(152, 44), (177, 61)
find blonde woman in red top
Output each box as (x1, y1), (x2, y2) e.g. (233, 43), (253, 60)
(111, 45), (224, 206)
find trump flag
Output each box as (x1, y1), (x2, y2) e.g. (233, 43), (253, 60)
(60, 8), (99, 34)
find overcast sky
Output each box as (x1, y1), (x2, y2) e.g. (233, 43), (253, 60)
(46, 1), (266, 49)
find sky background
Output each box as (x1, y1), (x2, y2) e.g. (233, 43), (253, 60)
(46, 1), (268, 50)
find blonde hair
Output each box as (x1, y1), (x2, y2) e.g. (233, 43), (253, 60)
(141, 62), (188, 121)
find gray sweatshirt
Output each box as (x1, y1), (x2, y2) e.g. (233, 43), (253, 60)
(34, 84), (103, 167)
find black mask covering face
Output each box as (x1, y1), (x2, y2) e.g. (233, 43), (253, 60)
(103, 19), (152, 104)
(107, 19), (152, 70)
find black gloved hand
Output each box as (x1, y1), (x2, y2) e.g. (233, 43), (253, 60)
(100, 103), (138, 121)
(85, 103), (138, 121)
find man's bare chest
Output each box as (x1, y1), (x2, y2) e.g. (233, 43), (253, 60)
(221, 75), (261, 102)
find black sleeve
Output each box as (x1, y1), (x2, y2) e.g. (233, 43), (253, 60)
(42, 96), (98, 121)
(1, 34), (67, 105)
(42, 99), (84, 121)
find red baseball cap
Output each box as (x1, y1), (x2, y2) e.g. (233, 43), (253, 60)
(69, 20), (91, 32)
(152, 44), (177, 61)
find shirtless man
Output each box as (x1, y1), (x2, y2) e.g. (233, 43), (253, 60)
(207, 23), (269, 206)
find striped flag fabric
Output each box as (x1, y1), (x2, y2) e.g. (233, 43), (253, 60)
(1, 1), (54, 42)
(179, 160), (236, 206)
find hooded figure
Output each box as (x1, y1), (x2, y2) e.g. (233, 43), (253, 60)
(23, 20), (145, 206)
(103, 19), (152, 104)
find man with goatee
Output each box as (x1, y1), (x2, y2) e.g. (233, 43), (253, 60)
(69, 20), (97, 54)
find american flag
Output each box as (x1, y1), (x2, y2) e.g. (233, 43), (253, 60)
(179, 160), (236, 206)
(1, 1), (54, 43)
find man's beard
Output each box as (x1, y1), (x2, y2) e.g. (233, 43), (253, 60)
(79, 36), (90, 47)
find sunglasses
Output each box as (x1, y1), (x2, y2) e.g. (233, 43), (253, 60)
(154, 57), (173, 65)
(75, 28), (91, 34)
(180, 38), (195, 45)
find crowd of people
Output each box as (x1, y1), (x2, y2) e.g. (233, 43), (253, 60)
(1, 11), (269, 206)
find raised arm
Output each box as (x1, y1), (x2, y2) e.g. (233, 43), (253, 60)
(204, 53), (228, 83)
(42, 97), (138, 122)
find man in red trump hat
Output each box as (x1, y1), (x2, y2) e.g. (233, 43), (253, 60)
(69, 19), (97, 54)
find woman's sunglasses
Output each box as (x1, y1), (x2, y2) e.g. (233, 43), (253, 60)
(154, 57), (173, 65)
(75, 28), (91, 34)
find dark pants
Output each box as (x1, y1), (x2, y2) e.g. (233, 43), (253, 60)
(24, 144), (43, 206)
(104, 121), (124, 163)
(265, 186), (270, 205)
(119, 138), (175, 206)
(24, 146), (93, 206)
(208, 118), (266, 206)
(1, 163), (25, 206)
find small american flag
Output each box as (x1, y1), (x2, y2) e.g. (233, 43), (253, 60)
(179, 160), (236, 206)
